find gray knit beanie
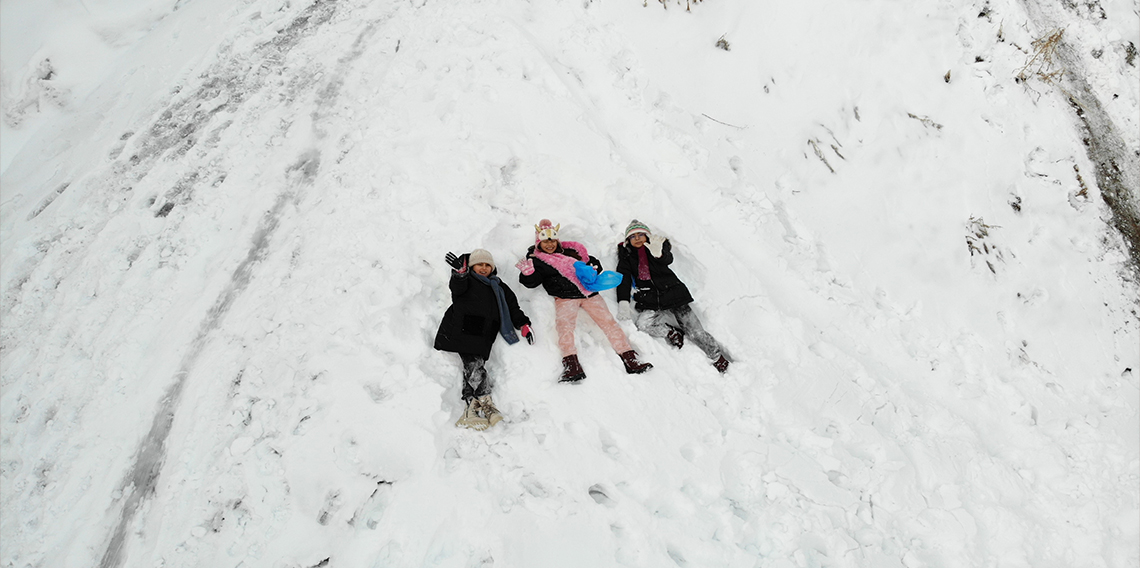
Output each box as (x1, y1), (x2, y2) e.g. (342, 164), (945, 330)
(469, 249), (495, 270)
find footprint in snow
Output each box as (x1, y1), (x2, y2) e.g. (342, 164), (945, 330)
(667, 547), (688, 566)
(468, 553), (494, 568)
(598, 427), (622, 459)
(317, 490), (342, 525)
(588, 484), (616, 507)
(520, 473), (549, 498)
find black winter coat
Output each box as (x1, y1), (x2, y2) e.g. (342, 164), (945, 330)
(434, 259), (530, 359)
(518, 243), (602, 300)
(615, 239), (694, 311)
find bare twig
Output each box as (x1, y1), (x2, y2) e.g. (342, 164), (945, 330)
(701, 113), (745, 129)
(808, 139), (834, 173)
(907, 113), (944, 130)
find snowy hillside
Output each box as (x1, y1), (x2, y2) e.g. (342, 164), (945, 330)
(2, 0), (1137, 567)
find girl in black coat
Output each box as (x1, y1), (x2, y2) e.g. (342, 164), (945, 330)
(615, 220), (730, 373)
(435, 249), (533, 429)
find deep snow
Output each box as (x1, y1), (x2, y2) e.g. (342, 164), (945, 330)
(1, 0), (1138, 567)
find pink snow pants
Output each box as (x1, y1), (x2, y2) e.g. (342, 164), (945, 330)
(554, 295), (632, 357)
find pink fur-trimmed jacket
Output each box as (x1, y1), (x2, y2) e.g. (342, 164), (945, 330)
(519, 240), (603, 299)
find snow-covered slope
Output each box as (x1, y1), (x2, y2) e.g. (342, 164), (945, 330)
(2, 0), (1137, 567)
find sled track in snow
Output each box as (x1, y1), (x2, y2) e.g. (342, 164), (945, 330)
(97, 151), (318, 568)
(93, 0), (340, 562)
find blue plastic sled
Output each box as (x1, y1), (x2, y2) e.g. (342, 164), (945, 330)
(574, 261), (623, 292)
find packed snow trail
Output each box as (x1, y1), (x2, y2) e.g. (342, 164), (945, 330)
(1, 0), (1137, 567)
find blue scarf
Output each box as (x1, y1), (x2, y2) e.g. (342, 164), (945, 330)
(471, 272), (519, 345)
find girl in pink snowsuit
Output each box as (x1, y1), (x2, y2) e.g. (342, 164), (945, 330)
(517, 219), (652, 382)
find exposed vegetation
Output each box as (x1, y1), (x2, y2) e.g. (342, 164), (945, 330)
(1016, 28), (1066, 84)
(1013, 18), (1140, 278)
(907, 113), (944, 131)
(966, 217), (1004, 274)
(644, 0), (703, 11)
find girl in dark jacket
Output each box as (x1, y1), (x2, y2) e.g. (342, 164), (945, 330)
(615, 220), (730, 373)
(516, 219), (651, 382)
(435, 249), (534, 430)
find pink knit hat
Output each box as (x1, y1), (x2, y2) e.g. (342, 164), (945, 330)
(535, 219), (560, 243)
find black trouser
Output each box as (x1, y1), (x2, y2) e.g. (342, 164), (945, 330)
(459, 353), (490, 401)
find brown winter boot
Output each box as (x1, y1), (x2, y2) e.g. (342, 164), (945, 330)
(665, 325), (685, 349)
(559, 354), (586, 383)
(476, 395), (503, 427)
(456, 398), (490, 430)
(712, 355), (730, 374)
(619, 350), (653, 374)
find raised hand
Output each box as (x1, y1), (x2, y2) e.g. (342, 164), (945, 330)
(445, 251), (467, 274)
(515, 258), (535, 275)
(646, 237), (665, 258)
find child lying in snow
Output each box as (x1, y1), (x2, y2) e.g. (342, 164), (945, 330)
(614, 220), (731, 373)
(516, 219), (652, 383)
(434, 249), (534, 430)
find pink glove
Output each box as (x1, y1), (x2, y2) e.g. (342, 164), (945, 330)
(521, 325), (534, 345)
(516, 258), (535, 275)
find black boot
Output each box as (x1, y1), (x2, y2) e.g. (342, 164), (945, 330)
(619, 350), (652, 374)
(559, 354), (586, 383)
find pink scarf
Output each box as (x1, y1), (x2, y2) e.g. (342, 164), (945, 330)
(532, 241), (592, 296)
